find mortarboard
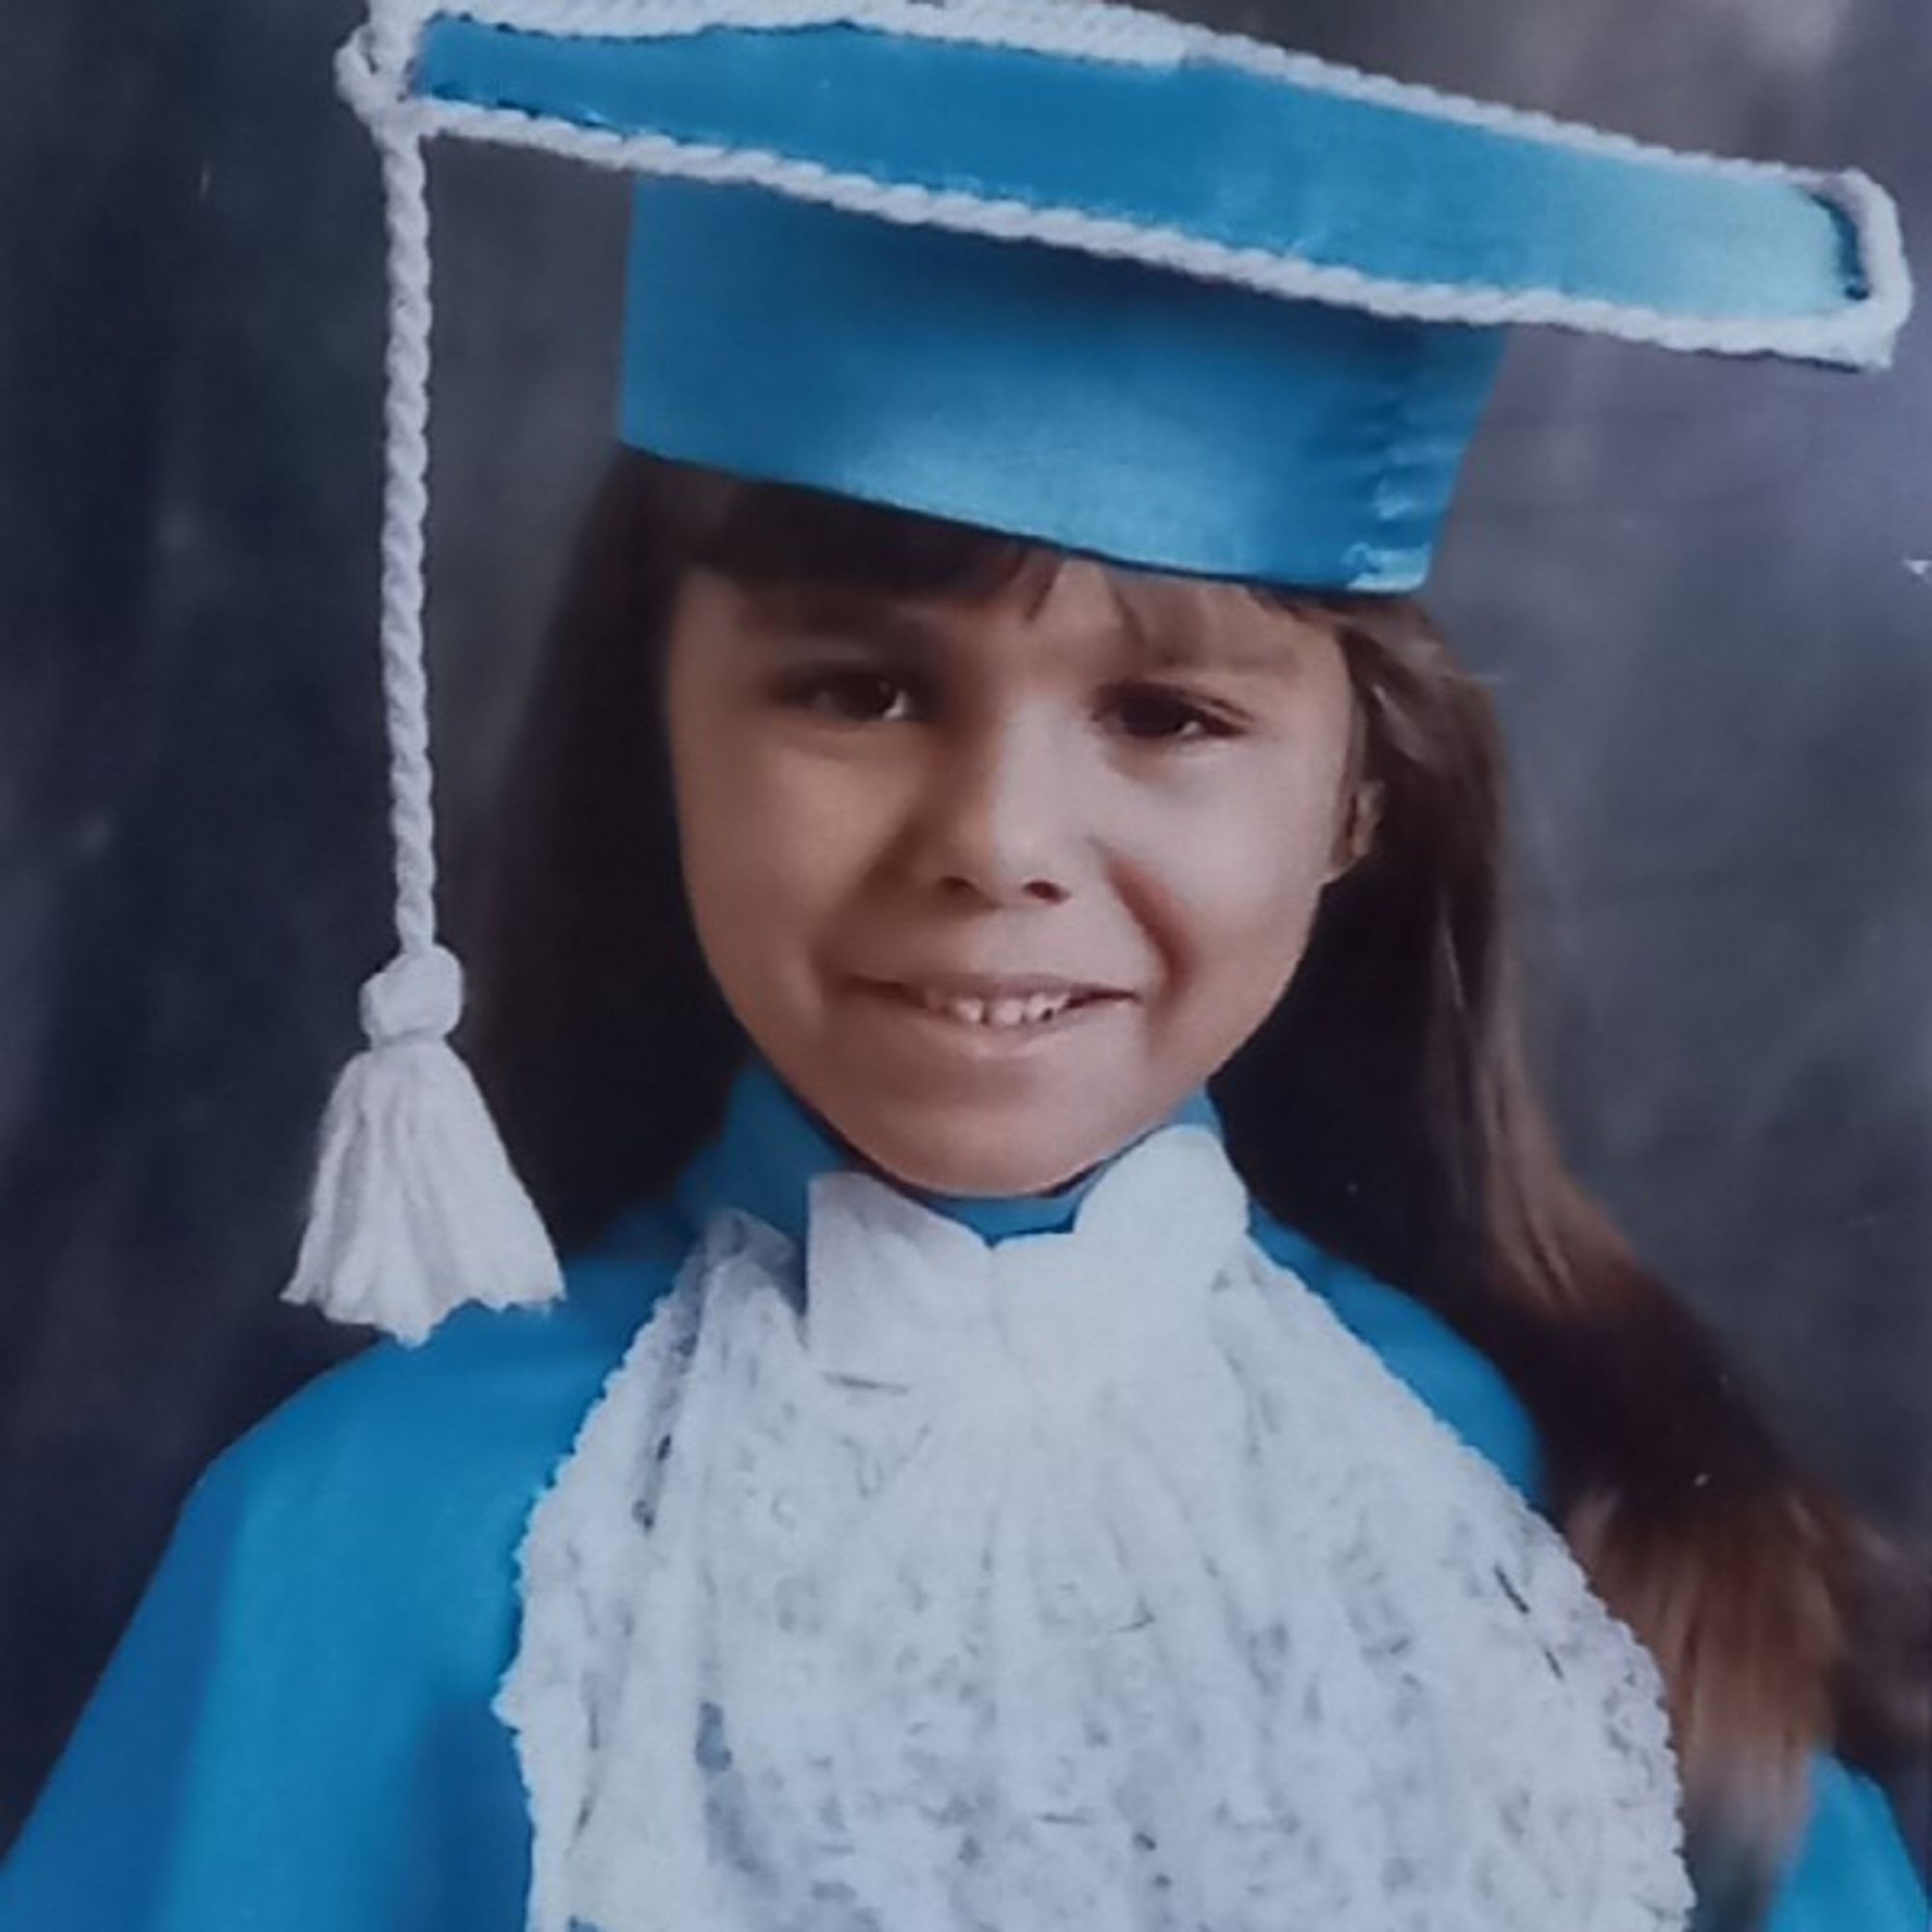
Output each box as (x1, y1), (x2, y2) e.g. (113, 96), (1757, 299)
(296, 0), (1911, 1342)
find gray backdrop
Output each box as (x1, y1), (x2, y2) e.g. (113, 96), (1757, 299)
(2, 0), (1927, 1860)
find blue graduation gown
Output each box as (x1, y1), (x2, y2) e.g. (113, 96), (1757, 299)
(3, 1064), (1923, 1929)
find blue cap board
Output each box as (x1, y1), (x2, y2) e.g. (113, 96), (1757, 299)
(376, 0), (1910, 594)
(295, 0), (1910, 1345)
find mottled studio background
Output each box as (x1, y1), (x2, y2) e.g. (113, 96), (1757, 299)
(2, 0), (1928, 1862)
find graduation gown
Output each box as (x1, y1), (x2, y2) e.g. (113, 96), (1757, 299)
(1, 1063), (1922, 1930)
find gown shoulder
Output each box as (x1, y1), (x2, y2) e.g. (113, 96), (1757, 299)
(1249, 1209), (1928, 1927)
(5, 1194), (1920, 1927)
(0, 1204), (687, 1932)
(1250, 1208), (1547, 1504)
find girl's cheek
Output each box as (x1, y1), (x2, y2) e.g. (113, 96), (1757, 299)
(720, 748), (892, 903)
(1154, 797), (1340, 995)
(1146, 759), (1339, 896)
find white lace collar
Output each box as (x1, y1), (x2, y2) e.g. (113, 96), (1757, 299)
(497, 1124), (1692, 1932)
(802, 1122), (1244, 1412)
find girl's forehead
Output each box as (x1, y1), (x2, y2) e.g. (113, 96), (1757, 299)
(700, 557), (1328, 681)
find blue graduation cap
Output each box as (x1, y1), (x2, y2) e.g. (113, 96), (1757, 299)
(298, 0), (1911, 1342)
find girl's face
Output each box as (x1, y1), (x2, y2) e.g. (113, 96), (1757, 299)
(665, 554), (1370, 1196)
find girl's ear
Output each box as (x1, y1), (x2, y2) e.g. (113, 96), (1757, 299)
(1328, 779), (1384, 879)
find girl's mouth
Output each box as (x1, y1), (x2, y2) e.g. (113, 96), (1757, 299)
(857, 980), (1127, 1040)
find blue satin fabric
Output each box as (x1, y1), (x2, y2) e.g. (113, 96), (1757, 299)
(407, 15), (1866, 588)
(2, 1060), (1924, 1927)
(622, 181), (1500, 589)
(414, 20), (1861, 319)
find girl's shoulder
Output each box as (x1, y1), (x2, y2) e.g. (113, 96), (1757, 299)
(1249, 1208), (1547, 1506)
(0, 1208), (693, 1929)
(220, 1190), (1544, 1580)
(196, 1197), (696, 1624)
(1768, 1754), (1931, 1930)
(1250, 1213), (1929, 1924)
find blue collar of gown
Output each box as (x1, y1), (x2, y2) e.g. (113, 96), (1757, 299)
(670, 1056), (1228, 1249)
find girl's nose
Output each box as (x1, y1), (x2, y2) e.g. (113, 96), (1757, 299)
(907, 713), (1081, 908)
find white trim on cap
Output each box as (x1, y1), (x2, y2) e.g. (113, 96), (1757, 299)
(337, 0), (1909, 369)
(344, 0), (1901, 369)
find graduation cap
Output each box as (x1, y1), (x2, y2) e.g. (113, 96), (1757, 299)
(295, 0), (1911, 1342)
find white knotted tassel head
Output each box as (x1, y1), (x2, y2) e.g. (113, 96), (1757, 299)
(286, 945), (564, 1344)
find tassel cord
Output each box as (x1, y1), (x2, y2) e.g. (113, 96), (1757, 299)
(374, 113), (440, 968)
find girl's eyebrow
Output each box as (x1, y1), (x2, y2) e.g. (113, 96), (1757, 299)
(732, 582), (1300, 677)
(1124, 624), (1299, 677)
(733, 587), (945, 657)
(1113, 593), (1305, 679)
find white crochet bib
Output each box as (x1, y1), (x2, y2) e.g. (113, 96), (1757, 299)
(497, 1126), (1693, 1932)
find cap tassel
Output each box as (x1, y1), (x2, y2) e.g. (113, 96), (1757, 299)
(290, 48), (563, 1343)
(286, 945), (563, 1344)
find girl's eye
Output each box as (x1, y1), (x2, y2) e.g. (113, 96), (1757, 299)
(1103, 683), (1238, 744)
(777, 669), (920, 724)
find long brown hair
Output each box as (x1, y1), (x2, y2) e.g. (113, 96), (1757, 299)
(465, 449), (1926, 1924)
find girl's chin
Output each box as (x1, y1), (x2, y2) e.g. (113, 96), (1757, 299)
(832, 1097), (1139, 1202)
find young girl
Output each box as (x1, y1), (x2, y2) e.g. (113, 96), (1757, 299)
(1, 3), (1925, 1929)
(469, 452), (1932, 1932)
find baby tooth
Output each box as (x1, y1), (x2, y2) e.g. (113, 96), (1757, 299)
(990, 998), (1027, 1027)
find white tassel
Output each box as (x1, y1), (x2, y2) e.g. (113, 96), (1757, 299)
(284, 945), (565, 1344)
(294, 81), (564, 1344)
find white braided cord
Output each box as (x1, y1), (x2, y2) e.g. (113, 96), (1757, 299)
(379, 122), (441, 958)
(440, 0), (1195, 65)
(338, 0), (1908, 368)
(332, 24), (447, 965)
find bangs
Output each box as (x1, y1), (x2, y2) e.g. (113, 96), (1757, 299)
(685, 470), (1038, 606)
(635, 452), (1365, 648)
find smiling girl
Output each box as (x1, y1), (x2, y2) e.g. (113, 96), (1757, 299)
(666, 555), (1365, 1198)
(459, 454), (1928, 1932)
(2, 4), (1926, 1930)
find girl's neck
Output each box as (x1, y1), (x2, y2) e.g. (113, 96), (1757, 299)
(672, 1055), (1226, 1250)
